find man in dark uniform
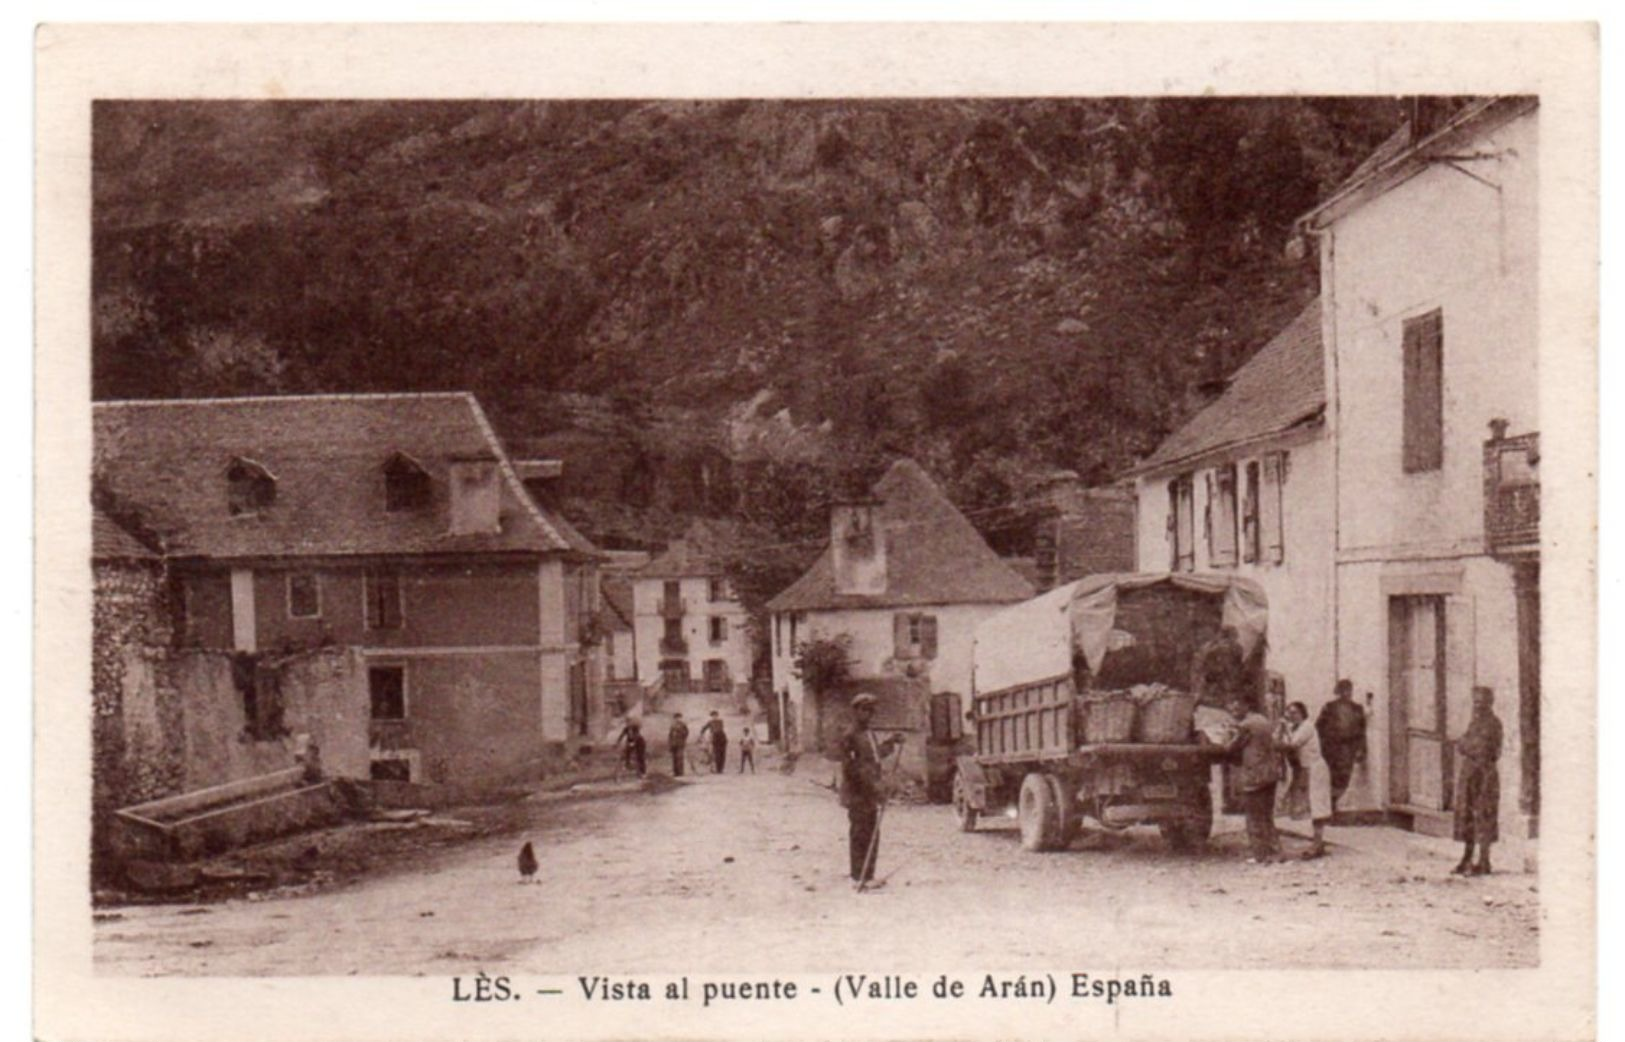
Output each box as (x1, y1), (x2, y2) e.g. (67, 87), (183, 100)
(667, 713), (690, 777)
(699, 710), (728, 774)
(1452, 686), (1504, 876)
(839, 693), (903, 889)
(1315, 679), (1368, 809)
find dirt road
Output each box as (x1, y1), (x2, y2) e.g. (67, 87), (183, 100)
(94, 754), (1538, 976)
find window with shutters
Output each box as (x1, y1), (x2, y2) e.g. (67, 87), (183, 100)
(893, 612), (939, 660)
(1260, 452), (1286, 564)
(365, 569), (404, 629)
(1241, 460), (1261, 563)
(287, 571), (321, 619)
(1167, 473), (1196, 571)
(1208, 465), (1239, 567)
(1402, 309), (1444, 473)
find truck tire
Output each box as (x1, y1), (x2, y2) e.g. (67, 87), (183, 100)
(952, 770), (979, 832)
(1045, 774), (1080, 848)
(1018, 773), (1059, 852)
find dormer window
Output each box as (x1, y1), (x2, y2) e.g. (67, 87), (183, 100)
(226, 457), (276, 516)
(384, 452), (432, 512)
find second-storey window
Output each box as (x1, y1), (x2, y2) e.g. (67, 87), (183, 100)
(1402, 309), (1445, 473)
(1207, 464), (1239, 567)
(893, 612), (939, 660)
(1261, 452), (1286, 563)
(1168, 474), (1196, 571)
(365, 569), (404, 629)
(287, 571), (321, 618)
(709, 616), (727, 644)
(1242, 460), (1261, 563)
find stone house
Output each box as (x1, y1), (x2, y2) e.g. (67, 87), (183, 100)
(767, 459), (1035, 787)
(1299, 96), (1541, 857)
(630, 519), (753, 699)
(92, 392), (604, 791)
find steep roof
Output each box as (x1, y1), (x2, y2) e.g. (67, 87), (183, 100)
(767, 458), (1035, 613)
(93, 393), (593, 560)
(93, 507), (161, 560)
(1133, 301), (1324, 476)
(600, 576), (635, 632)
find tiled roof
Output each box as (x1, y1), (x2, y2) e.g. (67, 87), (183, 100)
(600, 577), (635, 631)
(93, 393), (591, 560)
(93, 508), (161, 560)
(1134, 301), (1324, 474)
(767, 458), (1035, 613)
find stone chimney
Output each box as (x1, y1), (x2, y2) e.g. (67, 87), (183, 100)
(831, 496), (887, 596)
(448, 453), (502, 535)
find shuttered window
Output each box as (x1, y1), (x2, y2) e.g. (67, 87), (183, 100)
(1169, 474), (1196, 571)
(893, 612), (939, 660)
(1209, 465), (1239, 567)
(1402, 309), (1445, 473)
(1261, 452), (1286, 564)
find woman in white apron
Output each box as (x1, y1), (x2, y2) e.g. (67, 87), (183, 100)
(1278, 700), (1333, 858)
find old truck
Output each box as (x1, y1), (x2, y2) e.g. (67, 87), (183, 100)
(952, 572), (1268, 852)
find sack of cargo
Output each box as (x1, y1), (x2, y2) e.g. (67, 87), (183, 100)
(1082, 694), (1137, 743)
(1135, 692), (1197, 743)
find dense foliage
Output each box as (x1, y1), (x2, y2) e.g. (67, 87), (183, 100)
(94, 98), (1413, 544)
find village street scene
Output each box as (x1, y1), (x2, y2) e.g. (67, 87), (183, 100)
(89, 95), (1543, 975)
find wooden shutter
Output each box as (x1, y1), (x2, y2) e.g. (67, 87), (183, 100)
(1242, 461), (1260, 563)
(894, 613), (913, 659)
(920, 615), (939, 659)
(1403, 310), (1444, 473)
(1261, 454), (1285, 563)
(1167, 480), (1180, 570)
(1212, 465), (1238, 566)
(1202, 471), (1215, 564)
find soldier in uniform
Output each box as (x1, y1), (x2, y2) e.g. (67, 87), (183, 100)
(839, 693), (904, 888)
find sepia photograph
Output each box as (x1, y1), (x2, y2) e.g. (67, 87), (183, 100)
(34, 21), (1599, 1042)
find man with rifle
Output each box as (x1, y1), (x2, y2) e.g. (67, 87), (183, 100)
(839, 693), (904, 890)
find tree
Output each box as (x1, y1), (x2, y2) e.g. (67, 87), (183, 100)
(792, 634), (854, 695)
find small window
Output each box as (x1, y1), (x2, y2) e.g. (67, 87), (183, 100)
(287, 571), (322, 619)
(1402, 309), (1445, 473)
(365, 569), (404, 629)
(226, 457), (276, 516)
(709, 616), (727, 644)
(1208, 465), (1239, 567)
(369, 665), (407, 720)
(893, 612), (939, 660)
(384, 453), (432, 511)
(1261, 452), (1286, 564)
(1168, 474), (1196, 571)
(708, 576), (728, 602)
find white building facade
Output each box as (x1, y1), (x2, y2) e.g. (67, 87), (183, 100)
(1303, 98), (1540, 858)
(631, 524), (753, 697)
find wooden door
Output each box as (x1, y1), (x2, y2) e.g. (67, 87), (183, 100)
(1388, 596), (1448, 810)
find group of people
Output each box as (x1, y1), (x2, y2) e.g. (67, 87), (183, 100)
(611, 710), (758, 779)
(1224, 677), (1505, 875)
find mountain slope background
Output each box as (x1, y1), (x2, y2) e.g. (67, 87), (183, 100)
(92, 97), (1426, 557)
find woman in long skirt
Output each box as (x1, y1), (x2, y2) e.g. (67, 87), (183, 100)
(1278, 701), (1334, 858)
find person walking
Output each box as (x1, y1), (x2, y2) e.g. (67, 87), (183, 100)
(699, 710), (728, 774)
(738, 725), (757, 774)
(1225, 697), (1281, 863)
(1452, 686), (1504, 876)
(1315, 679), (1368, 810)
(667, 713), (690, 777)
(613, 719), (647, 779)
(1277, 701), (1333, 858)
(839, 693), (903, 889)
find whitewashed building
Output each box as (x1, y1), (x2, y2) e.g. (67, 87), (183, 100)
(1129, 301), (1347, 789)
(631, 520), (753, 697)
(1300, 97), (1540, 857)
(767, 459), (1034, 786)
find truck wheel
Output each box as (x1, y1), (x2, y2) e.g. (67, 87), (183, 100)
(1018, 773), (1058, 852)
(952, 770), (979, 832)
(1045, 774), (1080, 848)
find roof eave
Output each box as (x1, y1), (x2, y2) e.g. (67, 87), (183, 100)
(1129, 410), (1326, 481)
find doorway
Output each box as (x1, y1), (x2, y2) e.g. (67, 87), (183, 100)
(1388, 595), (1450, 810)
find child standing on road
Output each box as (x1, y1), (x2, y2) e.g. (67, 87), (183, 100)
(738, 726), (757, 774)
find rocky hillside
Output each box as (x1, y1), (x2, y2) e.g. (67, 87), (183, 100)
(93, 98), (1415, 549)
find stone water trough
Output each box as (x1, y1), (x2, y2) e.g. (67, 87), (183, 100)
(113, 766), (348, 862)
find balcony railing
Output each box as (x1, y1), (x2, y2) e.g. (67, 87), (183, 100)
(660, 635), (689, 655)
(1484, 425), (1538, 556)
(659, 596), (687, 618)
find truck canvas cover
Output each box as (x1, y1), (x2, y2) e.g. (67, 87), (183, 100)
(972, 572), (1268, 695)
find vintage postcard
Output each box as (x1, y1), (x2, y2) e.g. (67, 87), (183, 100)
(34, 21), (1599, 1042)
